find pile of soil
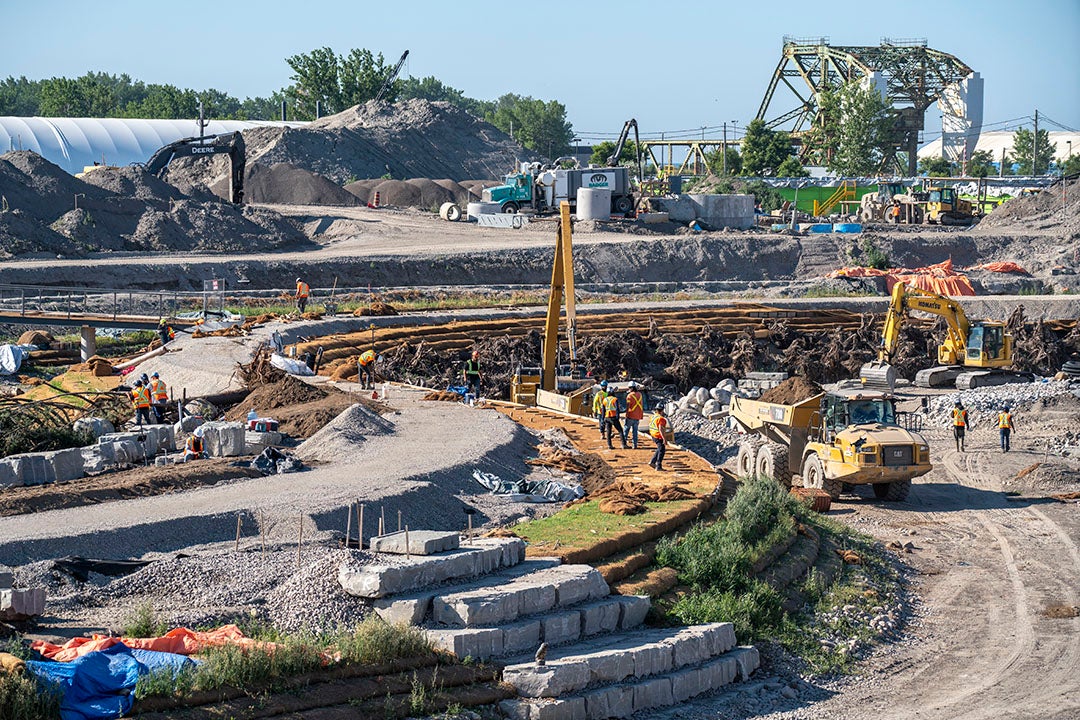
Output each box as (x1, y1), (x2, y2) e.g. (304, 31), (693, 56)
(977, 177), (1080, 237)
(232, 372), (328, 411)
(224, 374), (360, 439)
(353, 301), (398, 317)
(343, 178), (483, 208)
(214, 163), (361, 207)
(17, 330), (53, 347)
(759, 376), (824, 404)
(0, 152), (308, 258)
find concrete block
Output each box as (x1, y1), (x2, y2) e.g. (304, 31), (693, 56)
(245, 430), (282, 454)
(200, 421), (246, 457)
(687, 193), (754, 230)
(45, 447), (84, 483)
(551, 565), (609, 607)
(370, 530), (459, 556)
(371, 595), (430, 626)
(670, 665), (705, 702)
(631, 676), (674, 712)
(151, 424), (176, 452)
(731, 646), (760, 681)
(0, 587), (46, 619)
(81, 442), (115, 474)
(633, 643), (673, 678)
(503, 661), (590, 698)
(523, 698), (585, 720)
(580, 599), (621, 636)
(666, 628), (709, 668)
(518, 584), (557, 616)
(8, 453), (54, 486)
(582, 649), (634, 685)
(73, 416), (114, 439)
(499, 699), (531, 720)
(0, 571), (12, 589)
(502, 619), (542, 655)
(433, 587), (520, 626)
(702, 622), (737, 656)
(0, 460), (20, 488)
(616, 595), (651, 629)
(425, 627), (503, 660)
(583, 685), (635, 719)
(112, 440), (145, 464)
(541, 610), (581, 646)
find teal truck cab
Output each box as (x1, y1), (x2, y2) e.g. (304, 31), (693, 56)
(482, 162), (634, 216)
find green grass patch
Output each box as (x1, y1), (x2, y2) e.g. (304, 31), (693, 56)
(119, 601), (170, 639)
(800, 285), (877, 298)
(513, 499), (701, 553)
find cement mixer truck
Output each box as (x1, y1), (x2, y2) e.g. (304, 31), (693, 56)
(480, 163), (635, 216)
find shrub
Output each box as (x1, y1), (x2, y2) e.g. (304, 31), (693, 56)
(0, 673), (61, 720)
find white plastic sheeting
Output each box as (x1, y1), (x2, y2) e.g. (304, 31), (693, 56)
(0, 345), (33, 375)
(0, 117), (306, 175)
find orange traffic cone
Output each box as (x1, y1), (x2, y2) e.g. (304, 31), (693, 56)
(368, 191), (381, 209)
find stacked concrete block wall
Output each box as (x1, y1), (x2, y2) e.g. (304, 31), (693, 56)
(199, 422), (247, 457)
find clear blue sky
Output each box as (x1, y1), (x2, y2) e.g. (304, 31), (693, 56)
(4, 0), (1078, 142)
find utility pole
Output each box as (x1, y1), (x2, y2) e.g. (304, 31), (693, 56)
(722, 122), (728, 176)
(1032, 109), (1039, 175)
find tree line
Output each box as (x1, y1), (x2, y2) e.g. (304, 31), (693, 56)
(0, 47), (575, 157)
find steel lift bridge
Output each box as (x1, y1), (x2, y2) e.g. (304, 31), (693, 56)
(756, 37), (982, 174)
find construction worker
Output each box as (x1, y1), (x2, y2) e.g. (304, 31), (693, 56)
(148, 372), (168, 423)
(890, 202), (901, 224)
(157, 318), (175, 346)
(592, 381), (609, 437)
(357, 349), (377, 389)
(623, 383), (644, 449)
(648, 404), (669, 471)
(998, 406), (1014, 452)
(463, 350), (482, 398)
(184, 432), (205, 461)
(603, 392), (629, 450)
(952, 400), (969, 452)
(131, 380), (152, 427)
(295, 277), (310, 314)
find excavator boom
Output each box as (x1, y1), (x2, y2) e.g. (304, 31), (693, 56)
(143, 131), (246, 204)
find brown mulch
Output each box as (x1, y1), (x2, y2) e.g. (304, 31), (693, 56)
(759, 376), (824, 404)
(591, 479), (700, 515)
(1015, 463), (1041, 480)
(192, 326), (245, 338)
(484, 528), (521, 539)
(612, 566), (680, 598)
(353, 301), (398, 317)
(835, 549), (863, 564)
(422, 390), (461, 402)
(1043, 604), (1080, 619)
(526, 446), (588, 474)
(18, 330), (53, 347)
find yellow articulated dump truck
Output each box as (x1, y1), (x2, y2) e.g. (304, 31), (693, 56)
(729, 387), (932, 501)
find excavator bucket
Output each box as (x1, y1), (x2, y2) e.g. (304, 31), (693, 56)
(859, 361), (897, 392)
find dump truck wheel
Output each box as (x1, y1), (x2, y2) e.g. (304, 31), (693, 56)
(735, 441), (759, 478)
(802, 455), (842, 499)
(756, 442), (792, 488)
(502, 201), (519, 214)
(884, 478), (911, 501)
(872, 482), (890, 499)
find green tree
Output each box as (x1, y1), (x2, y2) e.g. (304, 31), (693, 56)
(486, 94), (573, 157)
(285, 47), (344, 118)
(122, 84), (198, 119)
(706, 146), (742, 176)
(743, 180), (785, 212)
(340, 48), (400, 106)
(817, 83), (893, 176)
(1059, 153), (1080, 176)
(739, 119), (794, 176)
(966, 149), (995, 178)
(775, 156), (809, 177)
(590, 139), (640, 166)
(237, 91), (287, 120)
(918, 156), (955, 177)
(1008, 127), (1055, 175)
(0, 76), (42, 115)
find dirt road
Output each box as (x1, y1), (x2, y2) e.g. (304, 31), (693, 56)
(799, 428), (1080, 720)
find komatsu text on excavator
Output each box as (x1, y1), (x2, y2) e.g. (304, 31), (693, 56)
(860, 282), (1033, 390)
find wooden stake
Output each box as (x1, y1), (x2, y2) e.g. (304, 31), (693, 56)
(234, 513), (242, 552)
(379, 506), (385, 537)
(358, 503), (364, 549)
(397, 509), (402, 532)
(345, 501), (353, 547)
(297, 513), (304, 568)
(404, 525), (410, 559)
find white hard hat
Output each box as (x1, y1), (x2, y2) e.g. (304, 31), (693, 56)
(193, 426), (205, 438)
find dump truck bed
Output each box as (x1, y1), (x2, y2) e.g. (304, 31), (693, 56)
(729, 393), (825, 433)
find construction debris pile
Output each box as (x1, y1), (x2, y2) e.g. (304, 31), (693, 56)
(0, 151), (306, 257)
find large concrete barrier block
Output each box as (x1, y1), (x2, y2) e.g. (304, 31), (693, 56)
(517, 584), (557, 617)
(425, 627), (503, 660)
(631, 676), (674, 712)
(73, 417), (114, 439)
(0, 587), (46, 619)
(633, 643), (674, 678)
(670, 665), (706, 703)
(46, 447), (84, 483)
(583, 648), (634, 685)
(499, 698), (587, 720)
(0, 460), (20, 488)
(584, 685), (634, 719)
(372, 595), (430, 625)
(502, 619), (542, 655)
(686, 193), (755, 230)
(148, 424), (176, 452)
(7, 453), (54, 486)
(541, 610), (581, 646)
(112, 440), (145, 464)
(665, 629), (709, 668)
(433, 587), (520, 627)
(702, 622), (737, 656)
(370, 530), (459, 556)
(200, 422), (246, 457)
(338, 563), (406, 599)
(616, 595), (651, 629)
(731, 645), (760, 680)
(503, 661), (590, 698)
(549, 566), (609, 608)
(581, 599), (621, 636)
(0, 571), (12, 588)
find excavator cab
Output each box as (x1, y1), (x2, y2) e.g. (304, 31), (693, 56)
(966, 323), (1009, 366)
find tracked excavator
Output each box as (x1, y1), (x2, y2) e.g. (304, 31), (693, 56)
(859, 282), (1033, 390)
(143, 131), (246, 204)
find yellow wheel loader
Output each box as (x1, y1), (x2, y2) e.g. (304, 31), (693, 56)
(729, 387), (931, 501)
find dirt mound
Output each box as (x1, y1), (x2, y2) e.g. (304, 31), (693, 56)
(343, 179), (380, 204)
(0, 151), (308, 258)
(371, 179), (420, 206)
(759, 376), (823, 404)
(238, 99), (534, 184)
(422, 390), (461, 401)
(353, 301), (397, 317)
(17, 330), (53, 347)
(233, 373), (328, 411)
(978, 177), (1080, 236)
(217, 163), (361, 206)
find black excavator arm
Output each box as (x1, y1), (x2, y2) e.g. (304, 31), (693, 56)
(606, 118), (643, 184)
(143, 131), (246, 204)
(374, 50), (409, 104)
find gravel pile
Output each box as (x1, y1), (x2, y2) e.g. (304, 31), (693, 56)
(295, 403), (395, 463)
(671, 412), (742, 467)
(223, 163), (362, 206)
(925, 379), (1077, 425)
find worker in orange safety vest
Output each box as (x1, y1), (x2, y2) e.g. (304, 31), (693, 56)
(603, 393), (628, 450)
(184, 434), (205, 461)
(357, 349), (377, 389)
(623, 383), (644, 449)
(295, 277), (310, 314)
(148, 372), (168, 423)
(998, 406), (1014, 453)
(952, 401), (968, 452)
(131, 380), (152, 427)
(648, 404), (669, 471)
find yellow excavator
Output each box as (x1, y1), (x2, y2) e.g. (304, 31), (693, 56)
(924, 186), (978, 225)
(860, 282), (1033, 390)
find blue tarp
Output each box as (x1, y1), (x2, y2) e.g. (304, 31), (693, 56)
(26, 644), (198, 720)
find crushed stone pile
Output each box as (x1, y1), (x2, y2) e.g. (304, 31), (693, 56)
(343, 177), (483, 208)
(977, 177), (1080, 238)
(0, 151), (307, 258)
(215, 163), (362, 206)
(295, 403), (395, 463)
(925, 380), (1077, 424)
(178, 99), (533, 190)
(759, 376), (824, 404)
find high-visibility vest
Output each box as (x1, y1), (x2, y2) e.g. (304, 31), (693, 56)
(296, 281), (309, 298)
(952, 408), (968, 427)
(149, 379), (168, 402)
(625, 392), (644, 420)
(132, 386), (150, 408)
(998, 412), (1012, 429)
(186, 436), (203, 454)
(359, 350), (376, 366)
(603, 394), (619, 418)
(649, 414), (668, 439)
(592, 390), (607, 414)
(464, 358), (480, 377)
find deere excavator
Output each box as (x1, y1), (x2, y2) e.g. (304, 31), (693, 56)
(143, 131), (246, 204)
(860, 282), (1033, 390)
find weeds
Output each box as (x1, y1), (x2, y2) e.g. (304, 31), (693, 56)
(801, 285), (876, 298)
(859, 238), (891, 270)
(0, 673), (61, 720)
(120, 601), (169, 638)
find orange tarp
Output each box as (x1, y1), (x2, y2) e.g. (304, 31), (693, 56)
(834, 259), (976, 296)
(965, 261), (1028, 274)
(31, 624), (274, 663)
